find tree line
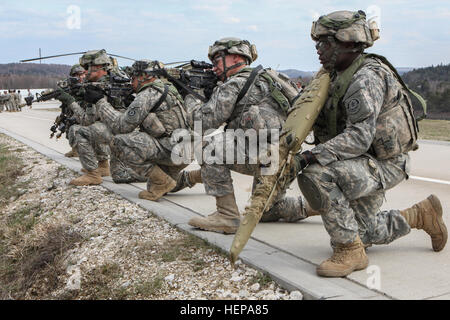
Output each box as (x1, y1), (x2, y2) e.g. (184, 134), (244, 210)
(402, 63), (450, 120)
(0, 63), (70, 89)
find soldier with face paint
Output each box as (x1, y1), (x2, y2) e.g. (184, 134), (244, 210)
(273, 10), (447, 278)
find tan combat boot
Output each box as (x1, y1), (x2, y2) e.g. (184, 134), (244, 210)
(188, 193), (241, 234)
(138, 165), (177, 201)
(64, 147), (79, 158)
(69, 168), (102, 186)
(81, 161), (110, 177)
(316, 236), (369, 277)
(97, 160), (111, 177)
(171, 169), (202, 193)
(400, 194), (447, 252)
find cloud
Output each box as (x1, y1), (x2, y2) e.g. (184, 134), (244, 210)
(224, 16), (240, 24)
(247, 25), (258, 32)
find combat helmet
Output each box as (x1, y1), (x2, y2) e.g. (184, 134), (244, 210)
(70, 64), (85, 76)
(79, 49), (113, 70)
(131, 60), (165, 77)
(311, 10), (379, 49)
(208, 37), (258, 64)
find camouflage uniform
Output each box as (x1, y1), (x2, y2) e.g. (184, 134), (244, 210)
(67, 76), (110, 164)
(273, 11), (421, 249)
(191, 66), (288, 198)
(302, 56), (414, 246)
(12, 92), (19, 111)
(73, 73), (132, 182)
(0, 93), (6, 112)
(5, 92), (14, 111)
(95, 78), (188, 182)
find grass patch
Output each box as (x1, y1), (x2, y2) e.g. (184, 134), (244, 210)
(79, 262), (125, 300)
(418, 119), (450, 142)
(0, 142), (25, 206)
(249, 271), (273, 288)
(7, 204), (42, 232)
(0, 223), (84, 299)
(157, 233), (224, 263)
(135, 273), (165, 296)
(192, 258), (207, 272)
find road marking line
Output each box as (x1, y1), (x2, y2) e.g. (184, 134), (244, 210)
(18, 115), (54, 121)
(410, 176), (450, 186)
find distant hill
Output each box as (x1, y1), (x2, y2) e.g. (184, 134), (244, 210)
(0, 63), (71, 89)
(397, 67), (414, 75)
(278, 69), (315, 79)
(403, 63), (450, 120)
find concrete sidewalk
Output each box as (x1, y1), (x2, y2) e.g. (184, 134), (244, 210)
(1, 107), (450, 300)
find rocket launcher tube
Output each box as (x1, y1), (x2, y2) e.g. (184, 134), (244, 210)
(230, 71), (331, 264)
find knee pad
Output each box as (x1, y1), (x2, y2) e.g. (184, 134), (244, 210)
(297, 173), (331, 212)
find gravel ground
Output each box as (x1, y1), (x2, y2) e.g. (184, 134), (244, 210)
(0, 134), (303, 300)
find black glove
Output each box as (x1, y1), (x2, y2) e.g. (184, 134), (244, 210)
(84, 85), (106, 104)
(293, 150), (318, 173)
(55, 89), (75, 105)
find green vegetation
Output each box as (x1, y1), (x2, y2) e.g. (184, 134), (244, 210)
(0, 137), (83, 299)
(0, 63), (70, 89)
(403, 64), (450, 120)
(0, 223), (83, 299)
(249, 271), (273, 287)
(418, 119), (450, 142)
(135, 274), (165, 296)
(0, 142), (25, 206)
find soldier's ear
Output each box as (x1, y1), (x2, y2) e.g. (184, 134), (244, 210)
(231, 54), (245, 63)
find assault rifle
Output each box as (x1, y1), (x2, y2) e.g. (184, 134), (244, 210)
(50, 112), (77, 139)
(49, 74), (134, 139)
(158, 60), (218, 102)
(73, 74), (135, 109)
(26, 77), (79, 107)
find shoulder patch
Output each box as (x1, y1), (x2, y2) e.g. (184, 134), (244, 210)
(346, 98), (360, 115)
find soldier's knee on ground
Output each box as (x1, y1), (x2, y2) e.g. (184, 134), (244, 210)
(297, 170), (334, 212)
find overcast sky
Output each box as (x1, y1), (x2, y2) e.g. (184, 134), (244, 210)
(2, 0), (449, 70)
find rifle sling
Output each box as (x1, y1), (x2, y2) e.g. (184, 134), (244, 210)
(236, 65), (263, 105)
(153, 84), (169, 111)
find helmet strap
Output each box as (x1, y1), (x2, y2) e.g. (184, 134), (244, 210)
(326, 36), (363, 71)
(217, 52), (247, 81)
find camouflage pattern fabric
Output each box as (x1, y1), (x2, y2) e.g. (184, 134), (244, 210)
(96, 79), (184, 136)
(67, 124), (109, 161)
(191, 67), (286, 198)
(311, 56), (414, 165)
(67, 83), (109, 161)
(193, 68), (285, 133)
(298, 153), (411, 246)
(0, 94), (6, 112)
(110, 131), (183, 182)
(291, 58), (414, 246)
(93, 79), (187, 183)
(76, 121), (113, 170)
(261, 196), (308, 223)
(73, 74), (125, 178)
